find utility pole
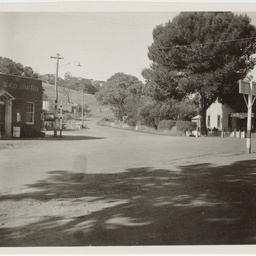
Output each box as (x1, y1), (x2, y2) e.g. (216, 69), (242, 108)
(51, 53), (63, 137)
(59, 100), (63, 137)
(81, 89), (84, 128)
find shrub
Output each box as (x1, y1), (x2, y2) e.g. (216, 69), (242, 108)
(157, 120), (176, 131)
(104, 116), (115, 122)
(176, 120), (197, 133)
(138, 103), (161, 129)
(127, 116), (138, 127)
(167, 125), (185, 136)
(124, 95), (145, 127)
(19, 125), (42, 138)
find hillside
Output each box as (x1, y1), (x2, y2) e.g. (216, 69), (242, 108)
(43, 82), (102, 114)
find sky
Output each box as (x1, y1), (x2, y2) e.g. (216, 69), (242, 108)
(0, 11), (180, 82)
(2, 7), (256, 82)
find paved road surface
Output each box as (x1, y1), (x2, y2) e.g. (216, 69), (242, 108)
(0, 115), (254, 194)
(1, 115), (256, 247)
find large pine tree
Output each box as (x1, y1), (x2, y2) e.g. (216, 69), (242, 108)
(143, 12), (256, 134)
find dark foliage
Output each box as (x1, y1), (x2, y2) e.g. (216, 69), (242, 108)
(176, 120), (197, 133)
(96, 73), (145, 122)
(157, 120), (176, 130)
(143, 12), (256, 134)
(0, 57), (39, 78)
(19, 124), (42, 138)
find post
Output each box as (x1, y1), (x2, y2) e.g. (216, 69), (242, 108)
(54, 56), (59, 137)
(60, 101), (63, 137)
(246, 81), (253, 153)
(51, 53), (63, 137)
(81, 90), (84, 128)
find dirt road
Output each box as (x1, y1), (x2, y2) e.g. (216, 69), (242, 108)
(1, 115), (256, 247)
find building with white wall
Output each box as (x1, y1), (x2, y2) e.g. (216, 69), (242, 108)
(205, 98), (255, 135)
(206, 99), (235, 132)
(193, 64), (256, 135)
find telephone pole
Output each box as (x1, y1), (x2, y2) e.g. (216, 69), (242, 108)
(81, 89), (85, 128)
(50, 53), (63, 137)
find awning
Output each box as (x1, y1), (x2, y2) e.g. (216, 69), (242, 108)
(0, 89), (15, 102)
(231, 113), (254, 119)
(191, 115), (202, 120)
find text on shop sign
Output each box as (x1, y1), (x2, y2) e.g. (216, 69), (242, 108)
(1, 81), (39, 91)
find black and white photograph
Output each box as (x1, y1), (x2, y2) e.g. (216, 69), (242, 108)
(1, 1), (256, 254)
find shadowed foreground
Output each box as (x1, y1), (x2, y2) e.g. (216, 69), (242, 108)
(1, 159), (256, 246)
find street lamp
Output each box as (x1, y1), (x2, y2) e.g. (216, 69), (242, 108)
(59, 61), (82, 68)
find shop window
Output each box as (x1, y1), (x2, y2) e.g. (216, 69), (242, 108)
(217, 115), (221, 128)
(207, 115), (211, 127)
(26, 102), (35, 124)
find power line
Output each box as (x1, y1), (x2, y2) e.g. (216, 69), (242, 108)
(154, 36), (256, 50)
(52, 13), (158, 31)
(54, 36), (256, 65)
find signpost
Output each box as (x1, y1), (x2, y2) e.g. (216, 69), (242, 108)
(239, 79), (256, 153)
(239, 80), (256, 95)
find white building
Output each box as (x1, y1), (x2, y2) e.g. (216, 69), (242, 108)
(206, 99), (234, 132)
(192, 63), (256, 135)
(205, 99), (254, 135)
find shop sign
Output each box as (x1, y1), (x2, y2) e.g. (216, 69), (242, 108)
(231, 113), (255, 119)
(0, 81), (39, 92)
(0, 74), (41, 93)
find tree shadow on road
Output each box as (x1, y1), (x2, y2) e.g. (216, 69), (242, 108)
(44, 135), (105, 141)
(1, 160), (256, 246)
(3, 135), (105, 141)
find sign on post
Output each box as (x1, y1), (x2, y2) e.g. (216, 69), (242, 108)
(239, 80), (256, 95)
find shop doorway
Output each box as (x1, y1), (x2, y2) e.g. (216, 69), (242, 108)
(0, 89), (15, 138)
(0, 102), (5, 136)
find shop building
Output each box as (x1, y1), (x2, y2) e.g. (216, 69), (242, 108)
(0, 73), (43, 138)
(191, 98), (256, 137)
(206, 99), (255, 133)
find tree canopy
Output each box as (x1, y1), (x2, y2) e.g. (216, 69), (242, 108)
(40, 71), (101, 95)
(143, 12), (256, 134)
(96, 72), (145, 122)
(0, 57), (39, 78)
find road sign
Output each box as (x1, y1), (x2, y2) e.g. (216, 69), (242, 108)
(239, 80), (256, 95)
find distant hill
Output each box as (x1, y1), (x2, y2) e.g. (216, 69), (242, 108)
(42, 82), (102, 114)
